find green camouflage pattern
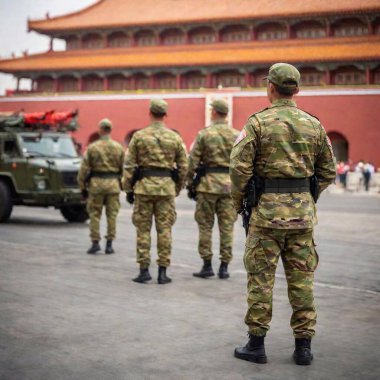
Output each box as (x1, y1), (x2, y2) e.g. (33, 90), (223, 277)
(123, 121), (188, 196)
(150, 99), (168, 114)
(195, 193), (237, 263)
(132, 194), (176, 268)
(98, 118), (113, 129)
(87, 193), (120, 241)
(187, 120), (240, 194)
(78, 135), (124, 241)
(211, 99), (229, 114)
(77, 135), (125, 194)
(230, 98), (336, 229)
(266, 62), (300, 88)
(244, 225), (318, 339)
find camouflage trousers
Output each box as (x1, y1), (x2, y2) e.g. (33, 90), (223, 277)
(195, 192), (238, 263)
(87, 192), (120, 241)
(132, 194), (177, 268)
(244, 225), (319, 339)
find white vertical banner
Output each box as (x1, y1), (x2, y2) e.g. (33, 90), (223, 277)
(205, 93), (233, 127)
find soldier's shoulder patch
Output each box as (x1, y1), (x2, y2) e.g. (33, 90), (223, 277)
(326, 134), (334, 155)
(234, 129), (247, 145)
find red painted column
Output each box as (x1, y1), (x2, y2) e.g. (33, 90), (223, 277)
(368, 20), (373, 35)
(184, 30), (190, 44)
(287, 23), (292, 39)
(129, 76), (136, 91)
(16, 77), (20, 92)
(54, 77), (59, 92)
(326, 21), (332, 37)
(79, 34), (83, 49)
(156, 31), (162, 45)
(130, 33), (136, 47)
(215, 28), (221, 42)
(49, 37), (54, 51)
(206, 73), (213, 88)
(176, 73), (182, 90)
(149, 75), (155, 89)
(103, 76), (109, 91)
(78, 77), (83, 92)
(251, 27), (257, 40)
(366, 67), (372, 84)
(244, 72), (251, 88)
(325, 69), (331, 85)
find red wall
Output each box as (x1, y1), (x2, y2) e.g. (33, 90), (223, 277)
(1, 91), (379, 167)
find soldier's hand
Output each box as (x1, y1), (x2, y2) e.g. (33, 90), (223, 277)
(126, 192), (134, 204)
(81, 189), (89, 199)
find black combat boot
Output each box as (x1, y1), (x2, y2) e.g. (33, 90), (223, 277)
(87, 241), (101, 254)
(234, 334), (267, 364)
(133, 267), (152, 283)
(293, 338), (313, 365)
(105, 240), (115, 254)
(193, 259), (215, 278)
(158, 266), (172, 284)
(218, 261), (230, 279)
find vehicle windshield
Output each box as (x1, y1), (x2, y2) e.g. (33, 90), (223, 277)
(20, 134), (78, 158)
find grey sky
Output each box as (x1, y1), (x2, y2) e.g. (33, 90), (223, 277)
(0, 0), (96, 95)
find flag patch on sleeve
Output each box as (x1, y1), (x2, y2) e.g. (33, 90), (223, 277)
(234, 129), (247, 145)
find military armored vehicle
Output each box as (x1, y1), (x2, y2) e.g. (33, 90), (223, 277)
(0, 110), (88, 223)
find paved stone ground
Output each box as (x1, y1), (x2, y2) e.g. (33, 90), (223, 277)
(0, 192), (379, 380)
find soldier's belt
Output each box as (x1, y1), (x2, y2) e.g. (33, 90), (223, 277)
(91, 171), (120, 178)
(204, 167), (230, 174)
(263, 178), (310, 193)
(140, 168), (173, 178)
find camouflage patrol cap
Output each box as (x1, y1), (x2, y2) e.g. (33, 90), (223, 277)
(265, 63), (300, 89)
(98, 118), (113, 130)
(211, 99), (229, 115)
(150, 98), (168, 115)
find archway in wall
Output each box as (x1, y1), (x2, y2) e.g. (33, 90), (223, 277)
(327, 131), (349, 162)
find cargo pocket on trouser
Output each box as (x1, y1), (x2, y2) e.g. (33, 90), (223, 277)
(306, 238), (319, 272)
(285, 230), (319, 273)
(244, 235), (273, 274)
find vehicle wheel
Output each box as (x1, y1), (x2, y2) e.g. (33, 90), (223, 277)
(0, 181), (13, 222)
(60, 205), (88, 223)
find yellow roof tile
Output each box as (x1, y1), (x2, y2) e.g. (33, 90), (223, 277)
(0, 37), (379, 74)
(28, 0), (380, 32)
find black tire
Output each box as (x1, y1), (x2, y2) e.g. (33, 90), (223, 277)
(0, 181), (13, 223)
(60, 205), (88, 223)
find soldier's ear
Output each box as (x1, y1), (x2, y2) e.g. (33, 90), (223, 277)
(294, 87), (300, 95)
(268, 82), (276, 96)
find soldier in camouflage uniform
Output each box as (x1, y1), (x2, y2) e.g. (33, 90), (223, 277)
(123, 99), (188, 284)
(77, 118), (125, 254)
(231, 63), (336, 365)
(187, 99), (239, 279)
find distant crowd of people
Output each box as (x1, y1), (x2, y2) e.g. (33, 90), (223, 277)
(336, 160), (377, 191)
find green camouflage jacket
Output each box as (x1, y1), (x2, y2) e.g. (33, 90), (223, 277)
(77, 135), (125, 194)
(230, 99), (336, 229)
(187, 120), (240, 194)
(123, 121), (188, 196)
